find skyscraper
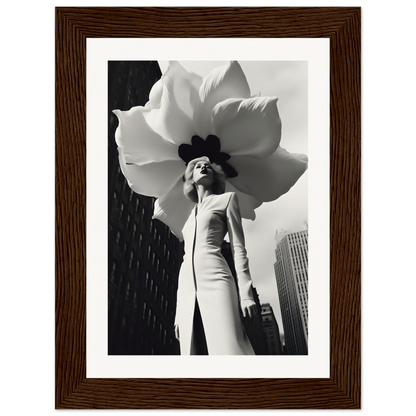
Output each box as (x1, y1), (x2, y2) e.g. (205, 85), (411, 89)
(107, 61), (184, 355)
(260, 303), (283, 355)
(274, 228), (308, 355)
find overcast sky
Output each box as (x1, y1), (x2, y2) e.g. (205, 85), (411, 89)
(159, 61), (308, 335)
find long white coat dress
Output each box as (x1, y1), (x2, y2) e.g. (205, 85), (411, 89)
(174, 191), (255, 355)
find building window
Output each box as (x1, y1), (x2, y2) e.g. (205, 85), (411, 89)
(110, 262), (116, 283)
(125, 281), (130, 300)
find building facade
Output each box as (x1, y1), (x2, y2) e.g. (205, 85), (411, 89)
(274, 229), (308, 355)
(108, 61), (184, 355)
(260, 303), (283, 355)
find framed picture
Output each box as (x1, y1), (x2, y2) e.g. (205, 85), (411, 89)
(56, 7), (360, 409)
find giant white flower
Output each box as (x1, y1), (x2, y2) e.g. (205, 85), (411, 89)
(113, 61), (307, 240)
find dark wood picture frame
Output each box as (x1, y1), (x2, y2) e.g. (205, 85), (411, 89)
(55, 7), (360, 409)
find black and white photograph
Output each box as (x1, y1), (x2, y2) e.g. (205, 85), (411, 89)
(107, 60), (309, 356)
(85, 38), (329, 379)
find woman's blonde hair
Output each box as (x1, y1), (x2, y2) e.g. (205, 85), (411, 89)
(183, 156), (226, 203)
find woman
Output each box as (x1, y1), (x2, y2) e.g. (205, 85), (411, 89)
(174, 156), (257, 355)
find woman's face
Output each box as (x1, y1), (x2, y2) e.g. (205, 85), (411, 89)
(193, 160), (214, 186)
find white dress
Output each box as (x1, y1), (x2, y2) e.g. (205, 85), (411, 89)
(174, 192), (255, 355)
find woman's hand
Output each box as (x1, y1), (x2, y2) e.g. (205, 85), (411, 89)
(174, 324), (180, 341)
(240, 299), (257, 318)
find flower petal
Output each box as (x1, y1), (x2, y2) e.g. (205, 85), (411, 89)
(147, 79), (163, 109)
(113, 107), (179, 166)
(212, 96), (281, 159)
(192, 61), (251, 139)
(224, 182), (262, 220)
(227, 147), (308, 202)
(152, 178), (195, 241)
(143, 62), (198, 147)
(118, 150), (185, 198)
(168, 61), (202, 119)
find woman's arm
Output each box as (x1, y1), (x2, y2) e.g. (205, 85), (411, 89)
(226, 192), (257, 318)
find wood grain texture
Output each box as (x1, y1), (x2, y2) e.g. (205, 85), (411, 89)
(55, 7), (361, 409)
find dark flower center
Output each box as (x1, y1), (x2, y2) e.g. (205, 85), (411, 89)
(178, 135), (238, 178)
